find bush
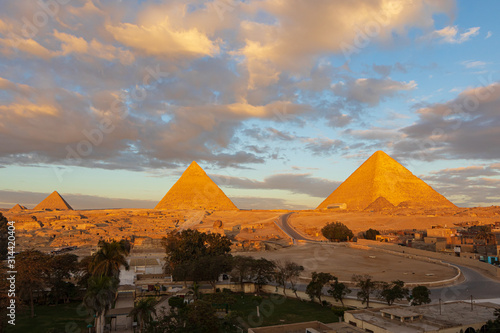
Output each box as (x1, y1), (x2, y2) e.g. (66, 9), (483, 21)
(321, 222), (353, 242)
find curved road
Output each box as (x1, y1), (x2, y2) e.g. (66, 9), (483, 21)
(275, 212), (312, 242)
(275, 213), (500, 303)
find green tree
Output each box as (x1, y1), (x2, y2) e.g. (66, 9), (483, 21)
(47, 253), (79, 304)
(150, 300), (220, 333)
(379, 280), (409, 306)
(163, 230), (231, 273)
(321, 222), (353, 242)
(328, 277), (351, 307)
(365, 228), (380, 241)
(129, 297), (158, 332)
(410, 286), (431, 306)
(274, 260), (304, 297)
(352, 274), (378, 308)
(17, 250), (50, 317)
(249, 258), (276, 294)
(0, 213), (8, 260)
(192, 254), (233, 292)
(90, 239), (130, 278)
(231, 256), (254, 287)
(306, 272), (334, 305)
(83, 275), (118, 333)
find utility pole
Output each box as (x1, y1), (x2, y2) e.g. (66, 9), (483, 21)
(471, 295), (473, 311)
(439, 298), (442, 315)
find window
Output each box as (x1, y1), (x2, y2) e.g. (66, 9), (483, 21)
(349, 321), (357, 327)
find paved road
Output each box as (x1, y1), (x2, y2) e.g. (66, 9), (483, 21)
(429, 263), (500, 303)
(275, 212), (312, 242)
(274, 213), (500, 303)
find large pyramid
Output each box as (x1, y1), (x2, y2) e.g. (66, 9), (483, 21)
(155, 161), (238, 210)
(34, 191), (73, 210)
(317, 151), (455, 210)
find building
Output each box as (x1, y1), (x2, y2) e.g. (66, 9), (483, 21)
(344, 301), (497, 333)
(248, 321), (364, 333)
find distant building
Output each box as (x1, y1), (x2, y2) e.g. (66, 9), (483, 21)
(344, 301), (497, 333)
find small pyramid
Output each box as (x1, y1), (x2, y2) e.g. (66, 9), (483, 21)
(364, 196), (395, 211)
(8, 204), (28, 212)
(34, 191), (73, 211)
(317, 151), (455, 210)
(155, 161), (238, 210)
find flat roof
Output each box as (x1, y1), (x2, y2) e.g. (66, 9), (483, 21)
(348, 301), (496, 333)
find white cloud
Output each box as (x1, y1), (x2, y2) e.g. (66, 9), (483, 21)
(461, 60), (486, 69)
(486, 31), (493, 39)
(423, 25), (480, 44)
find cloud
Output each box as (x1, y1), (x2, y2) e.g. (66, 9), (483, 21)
(214, 173), (340, 198)
(422, 25), (480, 44)
(485, 31), (493, 39)
(303, 138), (344, 156)
(422, 165), (500, 207)
(393, 82), (500, 161)
(461, 60), (486, 69)
(231, 196), (311, 210)
(106, 18), (219, 57)
(331, 78), (417, 107)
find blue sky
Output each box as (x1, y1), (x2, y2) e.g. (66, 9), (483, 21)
(0, 0), (499, 209)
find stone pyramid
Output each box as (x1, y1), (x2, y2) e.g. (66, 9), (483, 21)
(155, 161), (238, 210)
(317, 151), (455, 210)
(9, 204), (27, 212)
(34, 191), (73, 210)
(364, 196), (395, 211)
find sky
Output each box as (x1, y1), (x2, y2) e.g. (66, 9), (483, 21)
(0, 0), (499, 210)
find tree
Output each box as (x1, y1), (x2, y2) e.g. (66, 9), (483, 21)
(231, 256), (254, 287)
(249, 258), (276, 294)
(365, 228), (380, 241)
(163, 229), (231, 273)
(328, 277), (351, 307)
(17, 250), (50, 317)
(83, 276), (118, 333)
(150, 300), (221, 333)
(90, 239), (130, 278)
(321, 222), (353, 242)
(47, 253), (78, 304)
(410, 286), (431, 306)
(274, 260), (304, 297)
(306, 272), (334, 305)
(286, 261), (305, 299)
(192, 255), (233, 292)
(475, 225), (493, 257)
(352, 274), (378, 308)
(379, 280), (409, 306)
(129, 297), (158, 332)
(0, 213), (8, 260)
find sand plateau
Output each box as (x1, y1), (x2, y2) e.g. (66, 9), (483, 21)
(9, 204), (27, 212)
(34, 191), (73, 210)
(317, 151), (455, 210)
(155, 161), (238, 211)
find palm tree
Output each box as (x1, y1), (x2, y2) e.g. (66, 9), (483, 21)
(83, 276), (118, 333)
(90, 240), (130, 278)
(129, 297), (158, 332)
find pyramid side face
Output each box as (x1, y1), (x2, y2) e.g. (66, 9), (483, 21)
(317, 151), (455, 210)
(155, 162), (238, 210)
(33, 191), (73, 210)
